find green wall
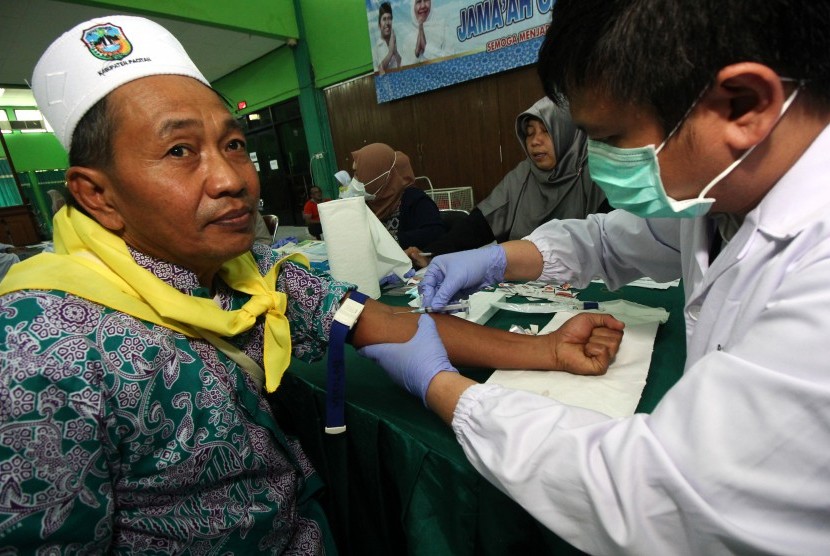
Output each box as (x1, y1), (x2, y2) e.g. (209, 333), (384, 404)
(3, 133), (67, 172)
(73, 0), (299, 38)
(1, 106), (68, 172)
(301, 0), (374, 88)
(213, 0), (375, 115)
(212, 48), (300, 115)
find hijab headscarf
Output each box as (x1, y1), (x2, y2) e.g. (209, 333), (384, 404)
(404, 0), (448, 63)
(352, 143), (416, 221)
(477, 97), (606, 240)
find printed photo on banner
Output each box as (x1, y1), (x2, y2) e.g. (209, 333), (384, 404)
(365, 0), (554, 103)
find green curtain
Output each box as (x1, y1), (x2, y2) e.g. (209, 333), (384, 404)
(0, 158), (23, 207)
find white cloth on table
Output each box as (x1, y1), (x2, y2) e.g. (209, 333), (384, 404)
(487, 306), (662, 418)
(452, 124), (830, 555)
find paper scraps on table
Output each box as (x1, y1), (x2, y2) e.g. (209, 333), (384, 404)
(592, 276), (680, 290)
(497, 281), (576, 301)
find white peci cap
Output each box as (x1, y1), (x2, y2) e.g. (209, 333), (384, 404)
(32, 15), (209, 152)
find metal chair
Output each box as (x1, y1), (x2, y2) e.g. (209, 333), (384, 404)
(262, 214), (279, 244)
(415, 176), (434, 190)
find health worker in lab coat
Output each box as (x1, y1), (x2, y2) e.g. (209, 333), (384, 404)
(358, 0), (830, 554)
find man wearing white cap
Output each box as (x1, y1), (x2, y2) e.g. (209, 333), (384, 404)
(0, 15), (624, 553)
(1, 16), (349, 553)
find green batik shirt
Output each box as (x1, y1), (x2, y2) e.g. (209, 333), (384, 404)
(0, 243), (353, 554)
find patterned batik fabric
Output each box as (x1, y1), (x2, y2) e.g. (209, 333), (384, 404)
(0, 242), (353, 554)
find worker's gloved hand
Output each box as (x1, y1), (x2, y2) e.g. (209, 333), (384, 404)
(419, 245), (507, 308)
(358, 314), (458, 405)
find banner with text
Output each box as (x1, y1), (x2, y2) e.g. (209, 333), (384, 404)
(366, 0), (554, 103)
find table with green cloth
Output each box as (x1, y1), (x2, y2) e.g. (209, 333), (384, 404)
(270, 281), (686, 555)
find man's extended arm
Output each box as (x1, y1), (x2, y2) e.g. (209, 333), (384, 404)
(350, 296), (623, 377)
(354, 307), (623, 418)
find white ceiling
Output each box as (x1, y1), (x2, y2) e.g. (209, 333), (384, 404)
(0, 0), (286, 106)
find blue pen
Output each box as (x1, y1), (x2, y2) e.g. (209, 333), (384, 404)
(555, 300), (601, 310)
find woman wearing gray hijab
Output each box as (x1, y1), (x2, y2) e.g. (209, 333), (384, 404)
(408, 97), (608, 267)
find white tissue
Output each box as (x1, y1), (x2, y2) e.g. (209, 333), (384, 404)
(318, 196), (411, 299)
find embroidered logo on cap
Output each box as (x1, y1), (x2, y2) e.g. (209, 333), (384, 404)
(82, 23), (133, 61)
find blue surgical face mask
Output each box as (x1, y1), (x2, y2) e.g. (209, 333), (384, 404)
(587, 79), (803, 218)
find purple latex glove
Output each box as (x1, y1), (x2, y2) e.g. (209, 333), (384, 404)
(419, 245), (507, 308)
(379, 272), (403, 288)
(358, 314), (458, 405)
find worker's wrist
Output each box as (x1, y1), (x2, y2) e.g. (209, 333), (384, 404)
(425, 371), (474, 424)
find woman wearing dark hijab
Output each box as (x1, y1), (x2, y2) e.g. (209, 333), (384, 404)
(352, 143), (445, 249)
(407, 97), (609, 267)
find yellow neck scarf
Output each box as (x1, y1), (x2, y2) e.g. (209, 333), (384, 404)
(0, 207), (297, 392)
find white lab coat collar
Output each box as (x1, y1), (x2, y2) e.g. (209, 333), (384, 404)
(751, 123), (830, 240)
(681, 123), (830, 324)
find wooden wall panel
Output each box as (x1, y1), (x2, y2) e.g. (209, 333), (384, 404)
(411, 77), (502, 202)
(0, 205), (41, 246)
(325, 77), (417, 172)
(324, 64), (546, 204)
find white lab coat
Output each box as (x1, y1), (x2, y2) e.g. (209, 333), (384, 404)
(452, 124), (830, 555)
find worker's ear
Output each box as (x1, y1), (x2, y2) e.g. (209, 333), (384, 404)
(65, 166), (125, 232)
(699, 62), (788, 151)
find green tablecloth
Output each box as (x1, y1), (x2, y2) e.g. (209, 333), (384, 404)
(270, 282), (686, 555)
